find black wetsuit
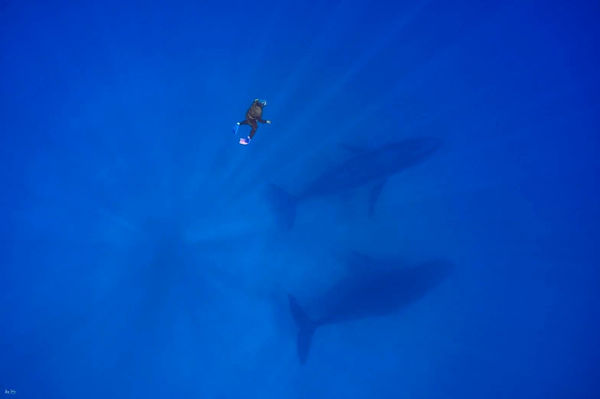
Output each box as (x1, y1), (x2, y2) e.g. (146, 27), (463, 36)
(239, 99), (268, 139)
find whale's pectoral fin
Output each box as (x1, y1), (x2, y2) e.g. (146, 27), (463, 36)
(369, 179), (386, 216)
(289, 295), (317, 364)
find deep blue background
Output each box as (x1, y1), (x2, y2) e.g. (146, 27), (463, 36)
(1, 0), (599, 398)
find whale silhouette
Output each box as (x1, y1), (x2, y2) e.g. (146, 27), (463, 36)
(268, 137), (442, 228)
(288, 253), (453, 363)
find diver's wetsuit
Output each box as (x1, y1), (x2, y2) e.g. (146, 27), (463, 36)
(238, 99), (268, 139)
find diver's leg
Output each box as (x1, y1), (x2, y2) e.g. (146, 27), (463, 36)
(248, 120), (258, 139)
(239, 120), (258, 145)
(238, 120), (249, 126)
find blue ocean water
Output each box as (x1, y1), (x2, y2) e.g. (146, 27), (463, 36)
(1, 0), (599, 397)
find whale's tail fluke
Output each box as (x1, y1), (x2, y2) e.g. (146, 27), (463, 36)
(288, 294), (317, 364)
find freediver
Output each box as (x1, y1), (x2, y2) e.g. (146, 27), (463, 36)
(237, 99), (271, 145)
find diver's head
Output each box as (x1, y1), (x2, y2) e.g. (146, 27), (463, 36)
(259, 99), (267, 107)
